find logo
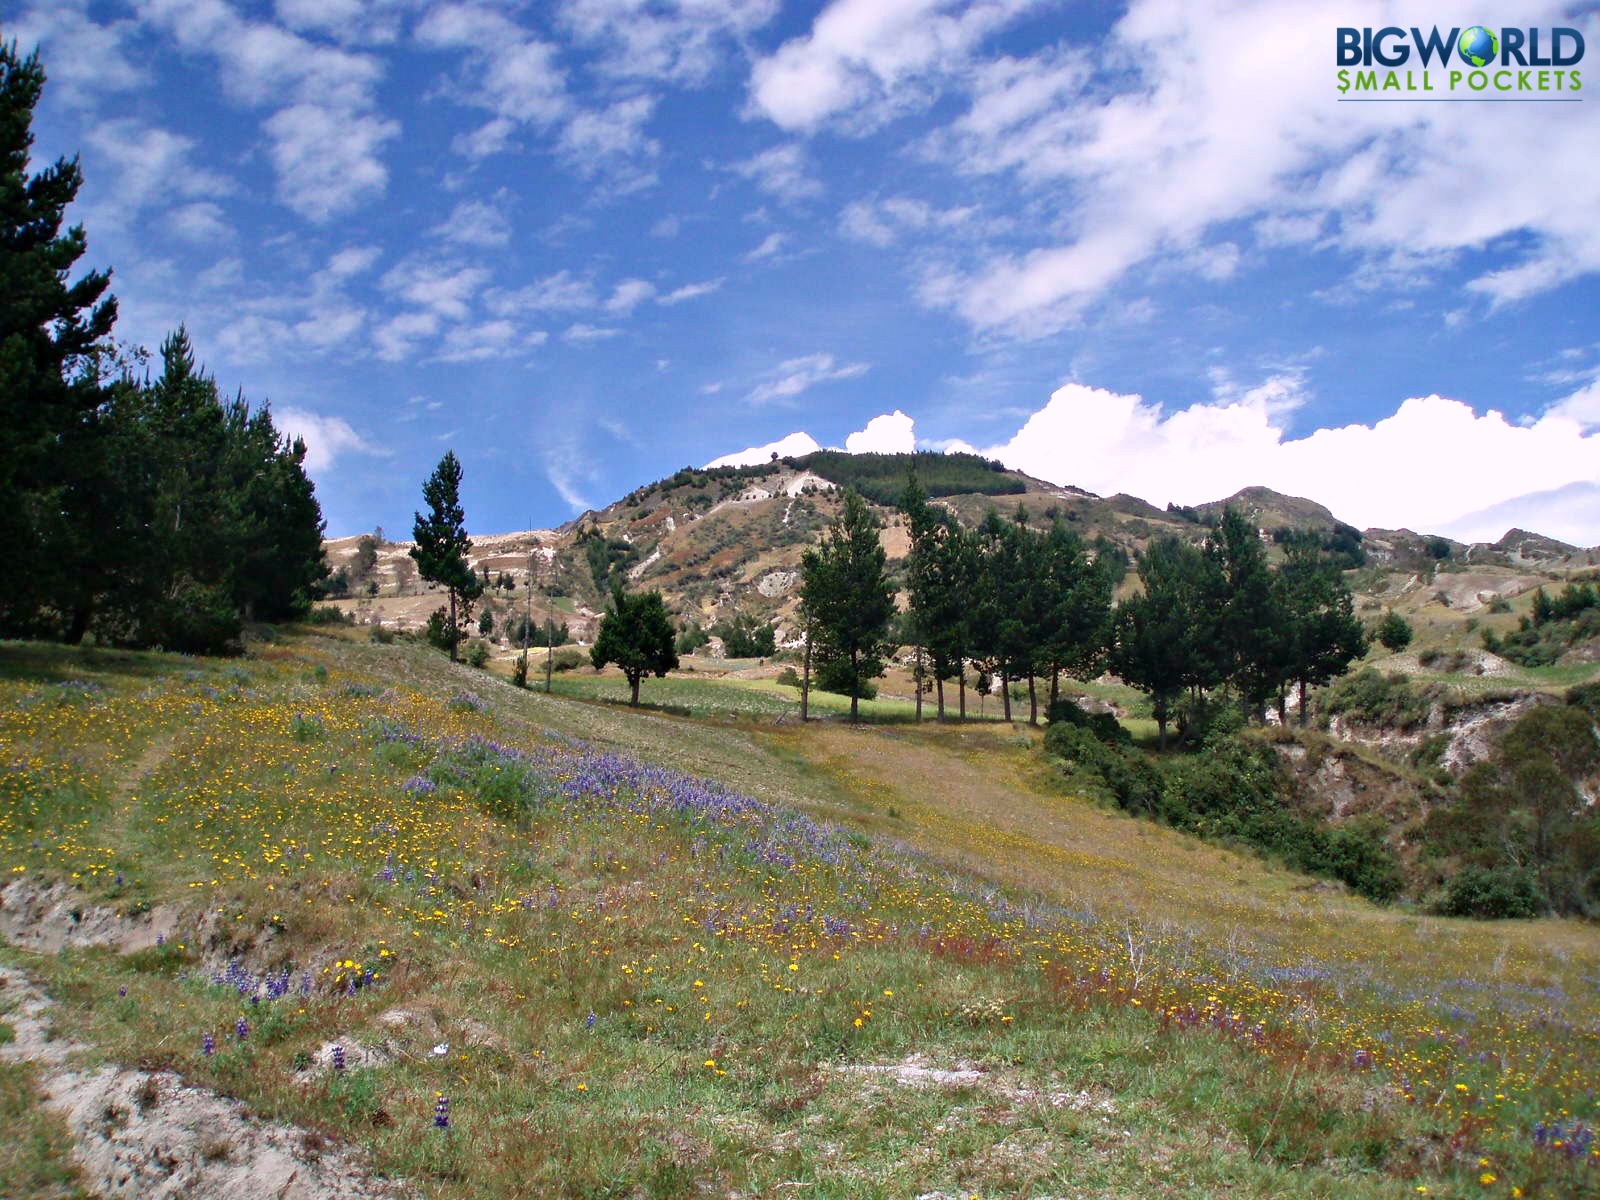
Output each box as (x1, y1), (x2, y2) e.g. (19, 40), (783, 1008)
(1335, 25), (1585, 99)
(1457, 25), (1498, 67)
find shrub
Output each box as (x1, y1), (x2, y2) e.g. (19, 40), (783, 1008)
(1375, 610), (1413, 652)
(1045, 698), (1130, 746)
(306, 605), (351, 626)
(1321, 668), (1432, 729)
(775, 667), (802, 688)
(1044, 724), (1162, 815)
(1437, 866), (1542, 919)
(464, 640), (490, 669)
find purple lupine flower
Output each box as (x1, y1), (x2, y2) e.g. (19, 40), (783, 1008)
(585, 1010), (596, 1030)
(433, 1093), (450, 1129)
(202, 1032), (215, 1056)
(118, 986), (127, 998)
(235, 1016), (249, 1041)
(331, 1044), (346, 1071)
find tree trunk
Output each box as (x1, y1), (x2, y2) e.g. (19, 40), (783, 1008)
(958, 664), (966, 721)
(935, 674), (945, 721)
(1027, 672), (1038, 725)
(801, 630), (811, 721)
(1156, 699), (1168, 752)
(448, 588), (458, 662)
(1050, 669), (1059, 711)
(66, 604), (92, 645)
(1276, 689), (1288, 726)
(630, 672), (640, 706)
(1298, 678), (1309, 726)
(849, 650), (860, 724)
(915, 643), (923, 723)
(1001, 670), (1012, 723)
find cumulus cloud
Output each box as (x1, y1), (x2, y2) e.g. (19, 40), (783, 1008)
(560, 0), (778, 85)
(10, 0), (146, 105)
(746, 352), (870, 406)
(733, 143), (824, 201)
(973, 382), (1600, 543)
(747, 0), (1039, 133)
(839, 195), (977, 246)
(273, 406), (380, 472)
(604, 278), (657, 315)
(563, 322), (622, 344)
(704, 430), (823, 468)
(434, 194), (514, 247)
(907, 0), (1600, 336)
(845, 409), (916, 454)
(137, 0), (396, 220)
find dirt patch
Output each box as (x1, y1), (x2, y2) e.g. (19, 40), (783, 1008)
(0, 879), (181, 955)
(0, 966), (406, 1200)
(831, 1053), (1115, 1114)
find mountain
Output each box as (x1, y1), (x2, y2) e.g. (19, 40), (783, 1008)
(322, 452), (1594, 642)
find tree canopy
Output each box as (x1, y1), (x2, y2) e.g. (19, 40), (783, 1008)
(590, 583), (678, 705)
(800, 487), (895, 723)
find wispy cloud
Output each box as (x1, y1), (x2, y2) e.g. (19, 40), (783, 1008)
(746, 352), (869, 405)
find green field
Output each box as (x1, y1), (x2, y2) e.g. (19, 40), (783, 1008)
(2, 631), (1597, 1198)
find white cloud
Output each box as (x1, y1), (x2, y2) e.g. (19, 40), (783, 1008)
(845, 409), (915, 454)
(746, 352), (870, 405)
(839, 194), (977, 246)
(912, 0), (1600, 336)
(373, 311), (441, 361)
(559, 0), (779, 85)
(487, 271), (598, 315)
(563, 323), (622, 344)
(558, 96), (660, 190)
(743, 232), (787, 262)
(324, 245), (382, 279)
(273, 406), (380, 471)
(166, 201), (232, 243)
(82, 120), (232, 227)
(434, 194), (513, 247)
(10, 0), (146, 105)
(705, 430), (823, 468)
(1549, 375), (1600, 428)
(136, 0), (395, 220)
(380, 258), (490, 320)
(416, 3), (568, 127)
(747, 0), (1040, 132)
(263, 104), (399, 221)
(604, 279), (656, 315)
(975, 381), (1600, 542)
(1440, 482), (1600, 548)
(294, 305), (366, 349)
(657, 277), (724, 305)
(434, 319), (543, 362)
(733, 143), (823, 200)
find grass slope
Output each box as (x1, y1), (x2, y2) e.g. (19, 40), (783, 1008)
(2, 631), (1597, 1198)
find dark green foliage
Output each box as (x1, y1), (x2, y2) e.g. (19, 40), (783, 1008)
(578, 527), (640, 593)
(713, 609), (776, 658)
(464, 640), (490, 669)
(1427, 704), (1600, 916)
(1041, 728), (1401, 902)
(424, 608), (453, 652)
(1045, 698), (1129, 746)
(675, 621), (710, 655)
(800, 488), (894, 723)
(796, 450), (1024, 505)
(1437, 865), (1542, 920)
(0, 42), (117, 636)
(1111, 536), (1215, 748)
(411, 451), (482, 662)
(1565, 680), (1600, 720)
(1273, 523), (1367, 569)
(1483, 583), (1600, 667)
(1320, 668), (1432, 729)
(1273, 539), (1366, 722)
(815, 656), (878, 700)
(1204, 509), (1284, 715)
(1375, 610), (1413, 652)
(507, 614), (568, 648)
(477, 608), (495, 637)
(590, 583), (678, 705)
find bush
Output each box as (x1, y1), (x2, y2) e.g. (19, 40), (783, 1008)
(425, 608), (456, 653)
(1045, 698), (1130, 746)
(815, 657), (877, 700)
(306, 605), (351, 626)
(464, 640), (490, 669)
(1437, 866), (1542, 919)
(1321, 668), (1432, 729)
(1043, 723), (1162, 815)
(775, 666), (802, 688)
(1375, 610), (1413, 652)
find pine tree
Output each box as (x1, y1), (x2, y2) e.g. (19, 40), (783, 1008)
(1274, 539), (1365, 724)
(411, 451), (482, 662)
(1204, 507), (1284, 717)
(590, 583), (678, 706)
(0, 42), (117, 633)
(800, 487), (894, 724)
(1037, 519), (1115, 714)
(1110, 537), (1213, 749)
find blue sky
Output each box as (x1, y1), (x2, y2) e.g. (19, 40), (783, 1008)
(14, 0), (1600, 542)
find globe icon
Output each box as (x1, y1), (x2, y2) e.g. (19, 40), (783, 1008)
(1459, 25), (1499, 67)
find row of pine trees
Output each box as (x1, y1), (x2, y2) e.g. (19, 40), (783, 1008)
(0, 44), (326, 652)
(798, 473), (1366, 737)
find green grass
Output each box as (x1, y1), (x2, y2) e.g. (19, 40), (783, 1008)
(1, 632), (1597, 1198)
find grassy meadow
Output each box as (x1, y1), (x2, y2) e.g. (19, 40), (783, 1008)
(1, 630), (1597, 1198)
